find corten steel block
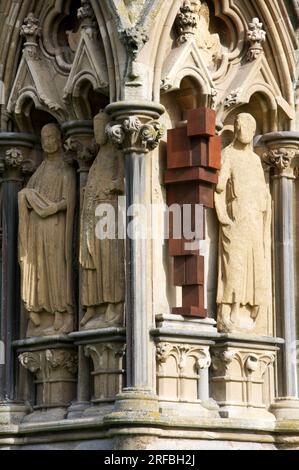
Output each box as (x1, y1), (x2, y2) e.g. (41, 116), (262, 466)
(168, 238), (200, 257)
(208, 136), (221, 170)
(182, 284), (205, 308)
(187, 108), (216, 137)
(172, 306), (207, 318)
(164, 167), (218, 185)
(166, 182), (215, 208)
(190, 136), (208, 167)
(167, 203), (205, 239)
(185, 255), (205, 285)
(173, 255), (204, 286)
(167, 127), (192, 169)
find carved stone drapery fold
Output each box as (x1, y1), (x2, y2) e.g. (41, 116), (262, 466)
(106, 116), (165, 154)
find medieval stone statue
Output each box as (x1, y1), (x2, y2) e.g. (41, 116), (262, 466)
(80, 111), (125, 329)
(18, 124), (76, 337)
(215, 113), (271, 333)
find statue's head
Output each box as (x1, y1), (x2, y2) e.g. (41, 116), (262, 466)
(234, 113), (256, 145)
(41, 124), (62, 155)
(94, 111), (110, 146)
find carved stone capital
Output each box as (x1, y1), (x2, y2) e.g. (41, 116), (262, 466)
(176, 0), (198, 45)
(246, 18), (266, 61)
(64, 137), (97, 172)
(19, 349), (78, 408)
(156, 343), (211, 372)
(106, 116), (165, 154)
(0, 148), (36, 180)
(5, 148), (24, 168)
(263, 148), (296, 177)
(120, 27), (149, 59)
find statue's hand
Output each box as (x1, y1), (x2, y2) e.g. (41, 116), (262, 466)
(39, 204), (58, 218)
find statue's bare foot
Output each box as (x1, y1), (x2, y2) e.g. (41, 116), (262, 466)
(54, 312), (64, 331)
(80, 307), (96, 327)
(250, 306), (259, 320)
(29, 312), (41, 327)
(58, 314), (73, 334)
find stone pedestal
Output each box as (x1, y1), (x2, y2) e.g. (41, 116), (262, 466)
(210, 336), (281, 421)
(152, 313), (219, 419)
(15, 337), (77, 423)
(69, 328), (126, 418)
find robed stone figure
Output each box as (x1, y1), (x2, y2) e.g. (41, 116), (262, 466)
(215, 114), (271, 333)
(80, 112), (125, 329)
(18, 124), (76, 337)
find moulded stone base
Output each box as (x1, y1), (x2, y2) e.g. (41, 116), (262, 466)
(104, 388), (160, 424)
(159, 400), (218, 419)
(270, 398), (299, 420)
(22, 407), (67, 423)
(0, 402), (30, 425)
(219, 405), (275, 421)
(66, 401), (90, 420)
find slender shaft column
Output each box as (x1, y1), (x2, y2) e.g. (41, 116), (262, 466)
(105, 102), (165, 419)
(0, 133), (36, 423)
(62, 121), (97, 415)
(263, 132), (299, 419)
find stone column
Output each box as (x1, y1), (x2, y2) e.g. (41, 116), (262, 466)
(104, 102), (165, 420)
(263, 132), (299, 419)
(62, 120), (97, 417)
(0, 133), (36, 424)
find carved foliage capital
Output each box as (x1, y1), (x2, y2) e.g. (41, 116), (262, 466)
(5, 148), (24, 168)
(19, 349), (78, 380)
(1, 148), (35, 179)
(263, 148), (295, 175)
(156, 342), (211, 373)
(106, 116), (165, 154)
(64, 137), (97, 170)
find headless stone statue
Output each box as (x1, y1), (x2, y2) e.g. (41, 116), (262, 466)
(80, 111), (125, 329)
(18, 124), (76, 337)
(215, 113), (271, 333)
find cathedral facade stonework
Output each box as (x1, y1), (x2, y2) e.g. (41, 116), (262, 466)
(0, 0), (299, 450)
